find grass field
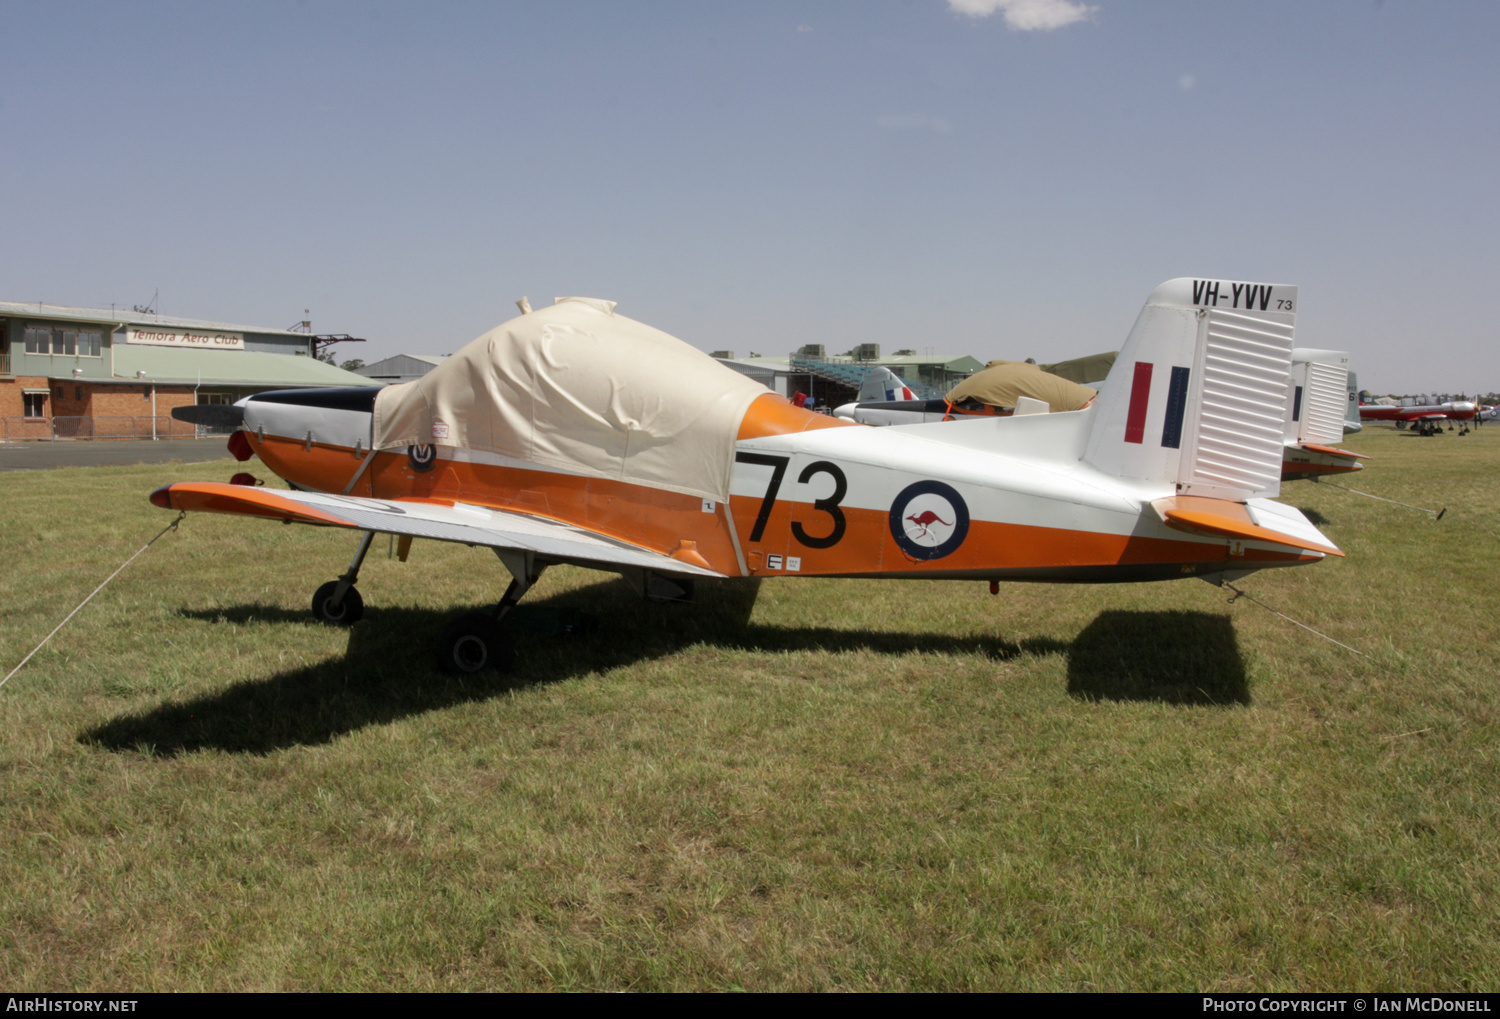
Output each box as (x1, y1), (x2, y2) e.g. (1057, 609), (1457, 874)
(1, 424), (1497, 991)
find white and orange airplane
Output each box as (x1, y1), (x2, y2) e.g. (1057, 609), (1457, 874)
(156, 279), (1343, 674)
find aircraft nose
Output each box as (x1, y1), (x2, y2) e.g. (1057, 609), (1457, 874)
(171, 404), (245, 429)
(240, 386), (378, 451)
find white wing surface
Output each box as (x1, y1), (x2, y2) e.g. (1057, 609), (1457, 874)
(150, 482), (725, 578)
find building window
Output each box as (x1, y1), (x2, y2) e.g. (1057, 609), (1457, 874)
(76, 386), (85, 401)
(24, 325), (101, 357)
(23, 393), (46, 418)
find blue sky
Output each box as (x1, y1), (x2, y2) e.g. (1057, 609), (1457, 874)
(3, 1), (1496, 392)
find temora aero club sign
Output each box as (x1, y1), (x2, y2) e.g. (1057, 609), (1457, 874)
(127, 328), (244, 350)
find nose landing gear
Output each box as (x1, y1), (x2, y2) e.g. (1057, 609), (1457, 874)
(309, 536), (548, 675)
(312, 580), (364, 625)
(311, 530), (375, 625)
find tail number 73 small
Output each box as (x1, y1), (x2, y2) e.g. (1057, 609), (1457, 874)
(733, 453), (848, 549)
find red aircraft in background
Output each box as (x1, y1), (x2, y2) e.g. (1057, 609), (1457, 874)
(1359, 400), (1478, 436)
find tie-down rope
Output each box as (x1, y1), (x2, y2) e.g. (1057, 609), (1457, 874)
(1, 512), (187, 690)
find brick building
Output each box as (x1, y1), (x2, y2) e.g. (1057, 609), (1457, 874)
(0, 302), (372, 440)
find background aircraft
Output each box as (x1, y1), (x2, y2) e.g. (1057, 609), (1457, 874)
(159, 280), (1341, 674)
(1359, 399), (1478, 435)
(1279, 348), (1367, 481)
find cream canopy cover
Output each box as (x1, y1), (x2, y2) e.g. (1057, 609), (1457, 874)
(372, 297), (769, 504)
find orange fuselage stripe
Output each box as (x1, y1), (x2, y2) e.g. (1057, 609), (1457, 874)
(242, 457), (1316, 580)
(231, 392), (1320, 577)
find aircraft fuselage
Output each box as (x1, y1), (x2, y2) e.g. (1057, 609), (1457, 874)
(236, 387), (1331, 586)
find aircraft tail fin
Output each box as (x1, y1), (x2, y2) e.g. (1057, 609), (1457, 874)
(857, 367), (917, 403)
(1285, 348), (1350, 445)
(1343, 370), (1363, 433)
(1083, 278), (1297, 501)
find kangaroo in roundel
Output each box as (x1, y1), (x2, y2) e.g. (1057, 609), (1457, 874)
(905, 509), (952, 540)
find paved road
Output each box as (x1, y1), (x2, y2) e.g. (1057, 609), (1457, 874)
(0, 439), (232, 472)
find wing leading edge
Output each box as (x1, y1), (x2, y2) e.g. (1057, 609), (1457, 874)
(150, 482), (725, 579)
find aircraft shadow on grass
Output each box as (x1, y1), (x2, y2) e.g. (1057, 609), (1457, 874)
(1295, 506), (1330, 527)
(1065, 610), (1248, 707)
(83, 581), (1246, 757)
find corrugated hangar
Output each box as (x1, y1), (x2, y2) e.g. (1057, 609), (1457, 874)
(353, 353), (449, 384)
(0, 302), (372, 440)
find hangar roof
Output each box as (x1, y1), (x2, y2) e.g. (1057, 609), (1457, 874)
(0, 301), (313, 339)
(354, 354), (449, 381)
(112, 345), (376, 388)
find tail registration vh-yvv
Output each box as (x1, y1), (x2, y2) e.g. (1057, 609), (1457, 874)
(155, 280), (1342, 673)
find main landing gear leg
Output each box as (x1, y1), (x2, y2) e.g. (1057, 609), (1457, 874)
(436, 549), (546, 675)
(311, 530), (375, 626)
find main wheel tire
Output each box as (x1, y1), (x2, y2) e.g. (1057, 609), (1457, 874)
(438, 613), (516, 675)
(312, 581), (364, 626)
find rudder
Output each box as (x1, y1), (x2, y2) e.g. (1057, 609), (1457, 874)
(1083, 277), (1297, 501)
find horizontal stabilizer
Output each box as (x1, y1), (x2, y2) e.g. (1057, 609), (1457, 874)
(1152, 496), (1343, 557)
(1299, 443), (1367, 459)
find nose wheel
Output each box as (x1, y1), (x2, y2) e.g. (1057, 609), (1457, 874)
(310, 530), (375, 627)
(312, 580), (364, 625)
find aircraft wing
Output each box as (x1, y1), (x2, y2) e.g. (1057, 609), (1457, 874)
(150, 482), (725, 578)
